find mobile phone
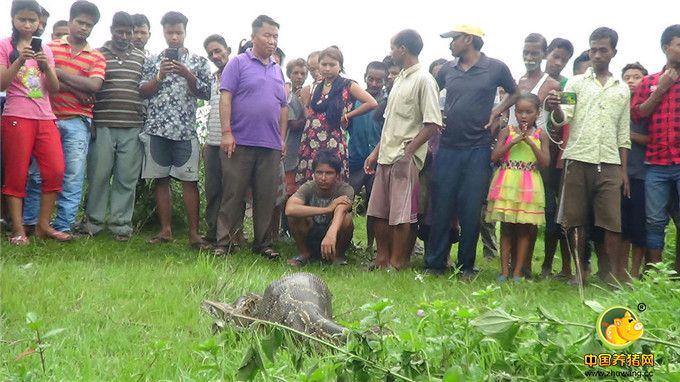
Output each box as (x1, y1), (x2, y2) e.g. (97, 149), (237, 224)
(560, 91), (577, 105)
(30, 36), (42, 52)
(164, 48), (179, 61)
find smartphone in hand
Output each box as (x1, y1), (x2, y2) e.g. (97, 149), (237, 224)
(164, 48), (179, 61)
(30, 36), (42, 52)
(560, 91), (577, 105)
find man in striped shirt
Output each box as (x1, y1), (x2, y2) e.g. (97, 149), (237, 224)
(23, 0), (106, 235)
(80, 12), (145, 241)
(131, 14), (152, 58)
(202, 34), (231, 244)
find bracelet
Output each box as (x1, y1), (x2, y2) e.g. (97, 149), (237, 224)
(155, 72), (162, 82)
(222, 128), (232, 134)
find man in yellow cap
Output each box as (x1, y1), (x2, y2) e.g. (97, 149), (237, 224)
(439, 24), (485, 40)
(424, 24), (519, 278)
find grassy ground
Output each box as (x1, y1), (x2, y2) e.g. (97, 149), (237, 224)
(1, 216), (678, 381)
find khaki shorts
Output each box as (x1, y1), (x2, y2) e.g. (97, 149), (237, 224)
(140, 132), (200, 182)
(366, 157), (419, 225)
(557, 160), (622, 232)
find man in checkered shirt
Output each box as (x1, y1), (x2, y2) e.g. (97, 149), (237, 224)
(632, 24), (680, 273)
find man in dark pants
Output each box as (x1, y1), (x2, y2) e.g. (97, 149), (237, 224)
(202, 34), (231, 244)
(540, 37), (574, 278)
(425, 24), (519, 278)
(214, 15), (287, 257)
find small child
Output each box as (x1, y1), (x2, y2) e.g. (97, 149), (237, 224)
(486, 94), (550, 282)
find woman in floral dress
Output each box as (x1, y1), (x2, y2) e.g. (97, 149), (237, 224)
(295, 46), (377, 186)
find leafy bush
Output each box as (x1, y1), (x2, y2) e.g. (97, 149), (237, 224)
(193, 264), (680, 381)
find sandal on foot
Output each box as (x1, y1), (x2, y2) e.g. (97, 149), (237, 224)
(553, 272), (572, 280)
(212, 246), (229, 257)
(213, 243), (242, 256)
(36, 229), (73, 242)
(332, 256), (348, 266)
(367, 261), (378, 271)
(146, 235), (172, 244)
(113, 234), (130, 242)
(190, 240), (212, 250)
(259, 247), (279, 259)
(287, 256), (309, 267)
(9, 235), (30, 245)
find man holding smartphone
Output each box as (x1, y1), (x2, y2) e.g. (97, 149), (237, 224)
(139, 11), (211, 249)
(540, 37), (575, 279)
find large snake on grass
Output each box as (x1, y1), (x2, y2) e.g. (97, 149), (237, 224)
(202, 272), (347, 343)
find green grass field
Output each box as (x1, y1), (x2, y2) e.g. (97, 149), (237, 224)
(1, 216), (679, 381)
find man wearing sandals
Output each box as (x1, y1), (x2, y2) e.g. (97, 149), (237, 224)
(213, 15), (287, 258)
(286, 149), (354, 266)
(138, 11), (211, 249)
(79, 12), (145, 242)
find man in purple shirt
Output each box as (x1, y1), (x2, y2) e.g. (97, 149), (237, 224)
(214, 14), (288, 257)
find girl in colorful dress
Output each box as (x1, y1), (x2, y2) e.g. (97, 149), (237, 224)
(486, 94), (550, 281)
(295, 46), (377, 186)
(1, 0), (68, 245)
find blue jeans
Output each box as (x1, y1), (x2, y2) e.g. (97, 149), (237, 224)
(24, 117), (90, 232)
(23, 158), (41, 225)
(425, 145), (492, 272)
(645, 164), (680, 250)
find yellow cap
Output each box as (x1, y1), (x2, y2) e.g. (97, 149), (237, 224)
(440, 24), (485, 39)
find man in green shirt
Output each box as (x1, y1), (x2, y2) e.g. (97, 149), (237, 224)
(549, 27), (631, 285)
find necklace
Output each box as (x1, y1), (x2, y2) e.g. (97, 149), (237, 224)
(111, 47), (130, 65)
(324, 81), (332, 87)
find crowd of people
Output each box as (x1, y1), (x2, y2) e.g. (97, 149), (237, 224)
(2, 0), (680, 286)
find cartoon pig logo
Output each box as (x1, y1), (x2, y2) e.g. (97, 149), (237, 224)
(605, 311), (644, 344)
(597, 306), (644, 349)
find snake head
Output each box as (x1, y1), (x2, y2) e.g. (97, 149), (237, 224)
(202, 294), (263, 330)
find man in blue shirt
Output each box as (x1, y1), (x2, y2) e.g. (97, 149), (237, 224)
(348, 61), (387, 251)
(425, 24), (519, 278)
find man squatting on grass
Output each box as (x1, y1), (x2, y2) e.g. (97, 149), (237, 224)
(286, 149), (354, 266)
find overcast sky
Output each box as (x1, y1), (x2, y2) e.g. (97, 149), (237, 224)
(3, 0), (676, 85)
